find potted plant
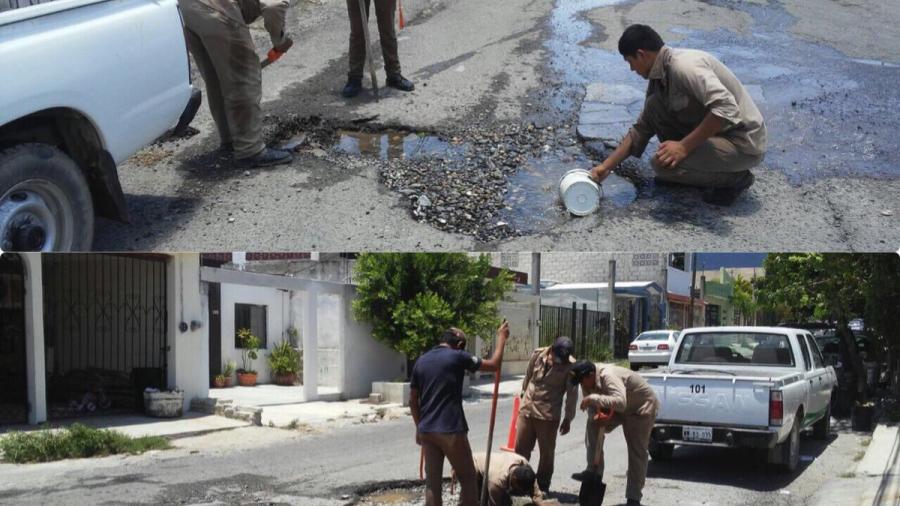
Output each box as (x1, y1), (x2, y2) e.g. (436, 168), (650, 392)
(269, 340), (300, 386)
(236, 328), (261, 387)
(213, 361), (237, 388)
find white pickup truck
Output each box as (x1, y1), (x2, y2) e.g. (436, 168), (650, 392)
(642, 326), (837, 472)
(0, 0), (200, 250)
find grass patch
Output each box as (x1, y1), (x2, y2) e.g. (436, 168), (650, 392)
(839, 472), (856, 479)
(862, 438), (872, 447)
(0, 424), (171, 464)
(853, 451), (866, 462)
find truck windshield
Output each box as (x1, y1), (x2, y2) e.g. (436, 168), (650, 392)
(674, 332), (795, 367)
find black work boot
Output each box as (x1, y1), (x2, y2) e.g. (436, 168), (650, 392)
(238, 147), (293, 168)
(626, 500), (641, 506)
(702, 171), (755, 206)
(386, 73), (415, 92)
(342, 78), (363, 98)
(577, 474), (606, 506)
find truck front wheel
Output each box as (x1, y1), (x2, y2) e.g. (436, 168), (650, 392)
(0, 143), (94, 251)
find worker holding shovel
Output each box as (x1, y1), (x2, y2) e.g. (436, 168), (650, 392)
(570, 360), (659, 506)
(342, 0), (415, 98)
(179, 0), (294, 167)
(514, 337), (579, 494)
(410, 321), (510, 506)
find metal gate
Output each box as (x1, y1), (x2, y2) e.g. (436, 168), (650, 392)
(42, 254), (168, 418)
(540, 304), (611, 360)
(0, 254), (27, 424)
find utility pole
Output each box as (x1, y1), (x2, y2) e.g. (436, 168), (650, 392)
(608, 259), (616, 350)
(688, 253), (697, 328)
(531, 253), (541, 296)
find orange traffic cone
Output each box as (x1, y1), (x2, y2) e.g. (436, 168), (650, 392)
(500, 396), (521, 452)
(398, 0), (405, 29)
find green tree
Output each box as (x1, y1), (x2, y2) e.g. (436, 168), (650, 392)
(351, 253), (513, 365)
(729, 274), (757, 325)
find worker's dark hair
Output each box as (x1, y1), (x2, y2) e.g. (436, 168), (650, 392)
(570, 359), (596, 385)
(509, 464), (537, 496)
(618, 24), (665, 57)
(439, 327), (466, 347)
(552, 336), (574, 361)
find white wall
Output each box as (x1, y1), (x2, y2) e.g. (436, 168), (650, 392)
(340, 285), (406, 399)
(167, 254), (209, 412)
(220, 283), (290, 384)
(667, 266), (692, 297)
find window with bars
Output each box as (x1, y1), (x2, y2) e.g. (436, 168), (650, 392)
(235, 303), (267, 348)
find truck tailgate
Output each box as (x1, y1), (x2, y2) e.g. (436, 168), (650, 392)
(648, 373), (773, 428)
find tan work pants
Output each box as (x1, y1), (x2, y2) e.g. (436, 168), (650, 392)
(346, 0), (401, 80)
(644, 95), (763, 189)
(180, 0), (265, 159)
(421, 432), (478, 506)
(514, 415), (559, 491)
(584, 412), (655, 502)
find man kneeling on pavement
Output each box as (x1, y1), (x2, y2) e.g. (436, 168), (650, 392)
(462, 451), (547, 506)
(590, 24), (767, 206)
(570, 359), (660, 506)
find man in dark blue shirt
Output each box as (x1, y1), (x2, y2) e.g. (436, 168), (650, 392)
(410, 320), (509, 506)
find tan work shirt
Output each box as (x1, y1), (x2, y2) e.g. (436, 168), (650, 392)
(627, 46), (767, 158)
(581, 363), (658, 418)
(519, 347), (578, 424)
(196, 0), (289, 47)
(473, 451), (544, 506)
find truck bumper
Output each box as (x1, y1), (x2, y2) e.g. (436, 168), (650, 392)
(652, 423), (780, 449)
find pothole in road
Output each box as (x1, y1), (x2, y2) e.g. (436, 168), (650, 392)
(348, 479), (544, 506)
(335, 129), (468, 161)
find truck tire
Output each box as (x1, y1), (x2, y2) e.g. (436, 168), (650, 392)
(630, 363), (640, 371)
(779, 417), (800, 473)
(649, 440), (674, 461)
(0, 143), (94, 251)
(813, 403), (832, 440)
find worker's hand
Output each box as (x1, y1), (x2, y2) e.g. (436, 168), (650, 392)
(654, 141), (689, 169)
(497, 319), (510, 343)
(580, 397), (593, 411)
(590, 164), (610, 183)
(559, 419), (571, 435)
(274, 36), (293, 54)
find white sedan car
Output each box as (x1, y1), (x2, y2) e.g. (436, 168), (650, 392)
(628, 330), (680, 370)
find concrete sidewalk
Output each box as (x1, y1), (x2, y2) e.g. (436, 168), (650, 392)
(468, 374), (525, 399)
(812, 423), (900, 505)
(0, 412), (249, 440)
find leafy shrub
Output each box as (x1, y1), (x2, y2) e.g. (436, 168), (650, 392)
(0, 424), (170, 464)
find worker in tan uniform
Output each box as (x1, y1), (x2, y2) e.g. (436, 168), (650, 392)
(590, 24), (767, 206)
(179, 0), (293, 167)
(341, 0), (415, 97)
(465, 451), (546, 506)
(570, 360), (659, 506)
(514, 336), (578, 493)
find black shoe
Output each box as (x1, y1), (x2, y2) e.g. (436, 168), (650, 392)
(626, 500), (641, 506)
(238, 147), (292, 168)
(220, 142), (233, 152)
(653, 176), (690, 188)
(702, 171), (754, 206)
(386, 74), (415, 92)
(342, 78), (363, 98)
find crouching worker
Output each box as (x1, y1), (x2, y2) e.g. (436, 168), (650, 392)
(570, 360), (659, 506)
(459, 451), (546, 506)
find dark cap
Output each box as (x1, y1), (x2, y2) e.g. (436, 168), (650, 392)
(569, 359), (596, 386)
(551, 336), (574, 361)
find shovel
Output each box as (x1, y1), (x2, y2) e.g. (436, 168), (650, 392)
(357, 0), (380, 101)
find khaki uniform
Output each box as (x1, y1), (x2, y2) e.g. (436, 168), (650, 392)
(472, 451), (544, 506)
(179, 0), (289, 159)
(627, 46), (767, 188)
(421, 432), (479, 506)
(582, 364), (659, 503)
(514, 347), (578, 491)
(346, 0), (401, 80)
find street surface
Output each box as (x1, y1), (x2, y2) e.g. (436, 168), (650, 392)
(0, 396), (868, 505)
(93, 0), (900, 252)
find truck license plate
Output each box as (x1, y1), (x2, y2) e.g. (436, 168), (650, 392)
(683, 426), (713, 443)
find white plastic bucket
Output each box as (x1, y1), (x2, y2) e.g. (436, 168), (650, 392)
(558, 169), (602, 216)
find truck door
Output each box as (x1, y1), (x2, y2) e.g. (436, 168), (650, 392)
(805, 334), (831, 414)
(796, 333), (822, 425)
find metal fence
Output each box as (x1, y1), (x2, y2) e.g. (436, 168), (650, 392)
(42, 254), (169, 418)
(539, 304), (612, 361)
(0, 254), (27, 424)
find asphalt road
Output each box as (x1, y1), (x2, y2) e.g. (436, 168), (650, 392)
(0, 396), (869, 505)
(93, 0), (899, 252)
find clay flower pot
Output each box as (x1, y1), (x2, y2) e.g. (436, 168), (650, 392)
(213, 376), (227, 388)
(274, 373), (297, 386)
(237, 372), (258, 387)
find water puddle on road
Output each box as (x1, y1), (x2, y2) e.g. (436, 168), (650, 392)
(499, 153), (637, 233)
(361, 489), (418, 504)
(335, 130), (468, 161)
